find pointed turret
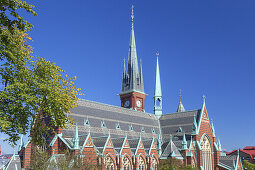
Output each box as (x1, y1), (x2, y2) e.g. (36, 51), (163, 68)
(182, 133), (188, 150)
(154, 52), (162, 119)
(73, 123), (79, 149)
(169, 135), (176, 157)
(189, 136), (193, 150)
(177, 90), (185, 112)
(211, 119), (216, 137)
(217, 138), (222, 151)
(192, 115), (198, 135)
(157, 133), (162, 156)
(18, 134), (24, 151)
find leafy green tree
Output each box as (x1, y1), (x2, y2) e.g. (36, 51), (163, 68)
(243, 160), (255, 170)
(158, 159), (198, 170)
(0, 0), (82, 145)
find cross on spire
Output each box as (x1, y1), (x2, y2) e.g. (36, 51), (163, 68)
(131, 5), (134, 20)
(203, 95), (206, 103)
(179, 89), (182, 101)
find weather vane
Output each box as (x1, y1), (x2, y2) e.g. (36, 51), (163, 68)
(179, 89), (182, 101)
(131, 5), (134, 20)
(156, 52), (159, 58)
(202, 95), (206, 103)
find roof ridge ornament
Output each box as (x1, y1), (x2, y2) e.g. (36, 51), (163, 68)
(203, 95), (206, 104)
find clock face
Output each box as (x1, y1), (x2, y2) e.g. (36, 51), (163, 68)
(124, 100), (130, 107)
(136, 100), (142, 107)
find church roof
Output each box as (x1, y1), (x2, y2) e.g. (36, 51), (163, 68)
(218, 155), (238, 169)
(160, 109), (200, 142)
(63, 100), (159, 140)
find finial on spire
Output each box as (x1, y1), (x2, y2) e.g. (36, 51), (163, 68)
(202, 95), (206, 103)
(131, 5), (134, 20)
(179, 89), (182, 102)
(156, 52), (159, 58)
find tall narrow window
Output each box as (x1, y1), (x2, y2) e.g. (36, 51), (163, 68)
(151, 156), (157, 170)
(105, 156), (115, 170)
(123, 156), (131, 170)
(200, 135), (212, 170)
(138, 156), (145, 170)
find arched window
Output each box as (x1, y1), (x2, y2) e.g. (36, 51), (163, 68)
(200, 135), (212, 170)
(105, 156), (115, 170)
(151, 156), (157, 170)
(123, 156), (131, 170)
(138, 156), (145, 170)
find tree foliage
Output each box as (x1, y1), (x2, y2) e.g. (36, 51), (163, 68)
(158, 159), (198, 170)
(0, 0), (82, 145)
(242, 160), (255, 170)
(30, 146), (99, 170)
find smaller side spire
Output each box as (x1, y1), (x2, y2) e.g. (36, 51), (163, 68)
(157, 133), (162, 156)
(192, 115), (198, 135)
(169, 135), (176, 157)
(189, 136), (193, 150)
(154, 52), (162, 119)
(211, 119), (216, 137)
(217, 138), (222, 151)
(182, 133), (188, 150)
(18, 134), (24, 151)
(73, 123), (79, 149)
(177, 89), (185, 112)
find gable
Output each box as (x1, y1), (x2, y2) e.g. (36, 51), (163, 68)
(85, 136), (93, 147)
(106, 138), (113, 148)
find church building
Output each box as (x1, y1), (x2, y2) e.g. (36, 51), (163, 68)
(13, 7), (244, 170)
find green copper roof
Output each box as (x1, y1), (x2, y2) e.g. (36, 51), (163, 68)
(192, 114), (198, 135)
(154, 55), (162, 97)
(154, 54), (162, 119)
(182, 132), (188, 150)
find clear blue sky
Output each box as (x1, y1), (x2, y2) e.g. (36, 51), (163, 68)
(1, 0), (255, 154)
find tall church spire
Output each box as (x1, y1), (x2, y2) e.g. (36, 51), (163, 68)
(120, 6), (146, 112)
(121, 5), (144, 93)
(154, 52), (162, 119)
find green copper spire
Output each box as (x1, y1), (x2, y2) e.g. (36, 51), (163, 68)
(170, 135), (176, 157)
(211, 119), (216, 137)
(192, 115), (198, 135)
(189, 136), (193, 150)
(121, 5), (144, 94)
(18, 134), (24, 151)
(73, 123), (79, 149)
(177, 89), (185, 112)
(157, 133), (162, 156)
(182, 132), (188, 150)
(217, 138), (222, 151)
(154, 52), (162, 119)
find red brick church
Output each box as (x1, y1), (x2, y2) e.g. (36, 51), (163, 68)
(7, 6), (244, 170)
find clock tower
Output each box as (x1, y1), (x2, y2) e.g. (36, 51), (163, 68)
(120, 6), (146, 112)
